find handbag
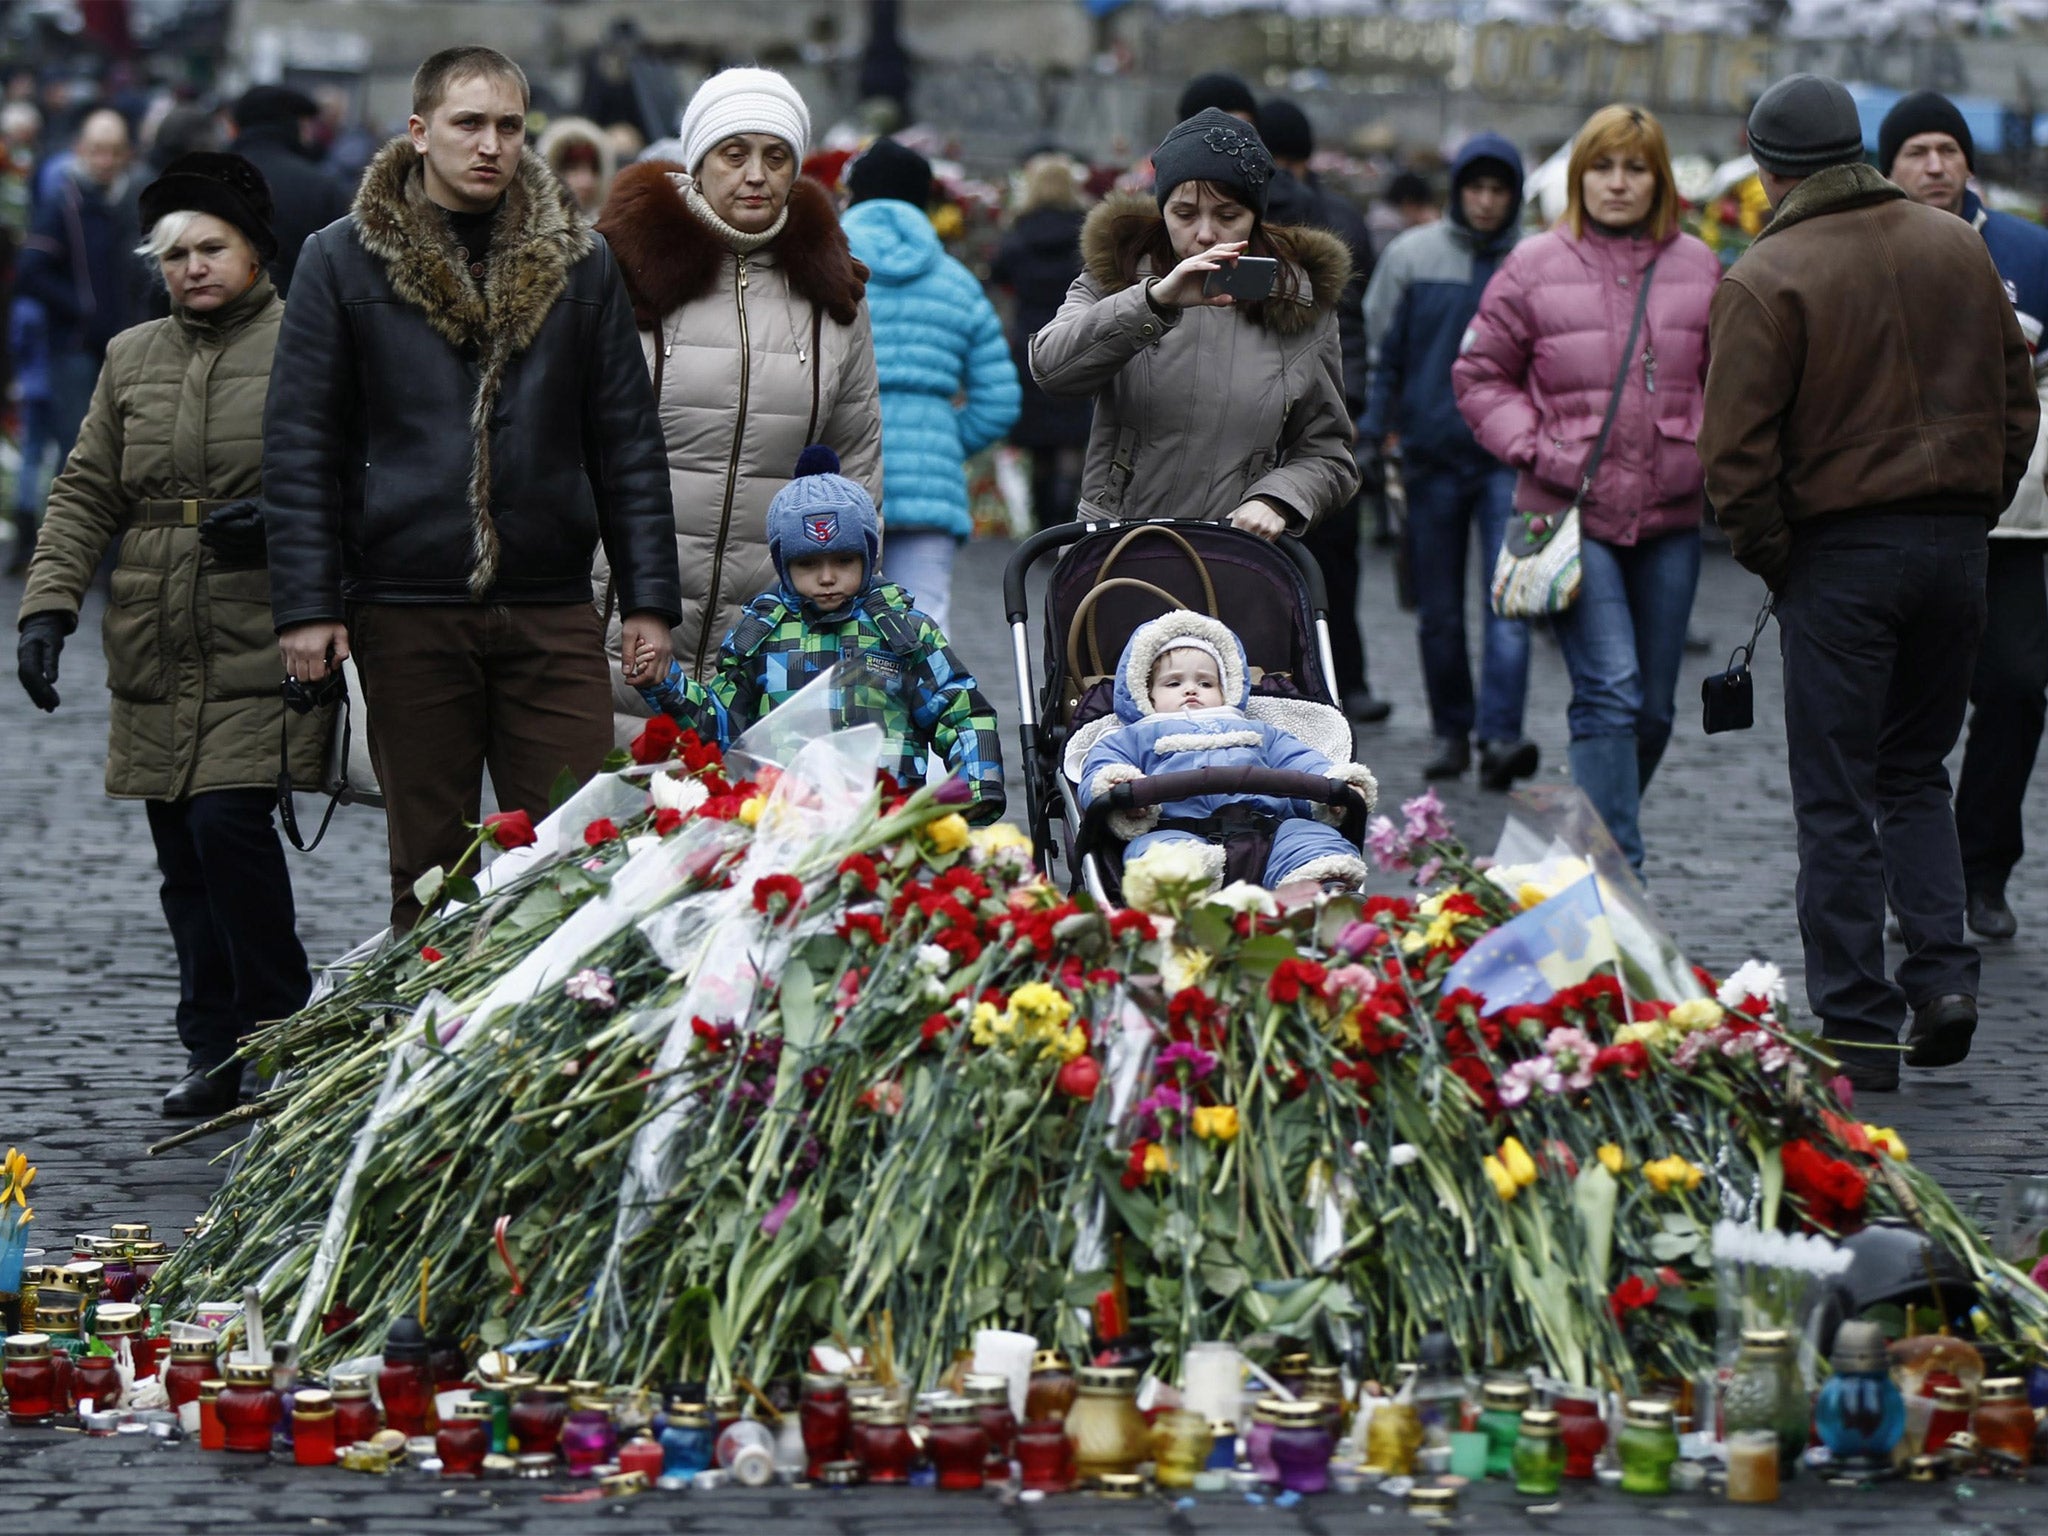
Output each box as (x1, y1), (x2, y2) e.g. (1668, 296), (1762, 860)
(1701, 595), (1775, 735)
(278, 657), (383, 854)
(1489, 257), (1660, 619)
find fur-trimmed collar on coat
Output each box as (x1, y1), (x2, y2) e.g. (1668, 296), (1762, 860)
(351, 136), (592, 595)
(595, 164), (867, 328)
(1078, 190), (1351, 338)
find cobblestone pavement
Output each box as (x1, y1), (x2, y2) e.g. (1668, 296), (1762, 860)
(3, 529), (2045, 1532)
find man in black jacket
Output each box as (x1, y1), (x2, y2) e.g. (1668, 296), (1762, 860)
(230, 84), (348, 297)
(265, 45), (680, 929)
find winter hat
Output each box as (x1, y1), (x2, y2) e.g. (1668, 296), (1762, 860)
(1152, 107), (1273, 218)
(1745, 73), (1866, 178)
(230, 84), (318, 132)
(846, 136), (933, 208)
(139, 151), (277, 261)
(1879, 89), (1975, 177)
(765, 445), (879, 591)
(1152, 637), (1227, 689)
(1177, 72), (1259, 125)
(678, 66), (810, 174)
(1257, 98), (1314, 163)
(1114, 611), (1250, 721)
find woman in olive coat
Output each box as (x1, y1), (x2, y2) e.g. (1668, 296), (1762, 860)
(14, 153), (325, 1118)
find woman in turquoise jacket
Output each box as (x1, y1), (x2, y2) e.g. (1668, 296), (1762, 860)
(841, 139), (1019, 631)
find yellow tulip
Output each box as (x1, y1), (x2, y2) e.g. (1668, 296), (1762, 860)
(738, 794), (767, 827)
(1142, 1142), (1174, 1177)
(1643, 1155), (1704, 1195)
(1192, 1105), (1241, 1143)
(1863, 1124), (1909, 1161)
(1499, 1136), (1538, 1188)
(1596, 1143), (1627, 1176)
(1483, 1154), (1519, 1201)
(923, 813), (970, 855)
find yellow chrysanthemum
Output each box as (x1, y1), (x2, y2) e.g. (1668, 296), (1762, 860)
(1483, 1154), (1519, 1201)
(1047, 1026), (1089, 1063)
(969, 1001), (1011, 1049)
(1863, 1125), (1909, 1162)
(1596, 1143), (1628, 1176)
(1668, 998), (1725, 1032)
(1614, 1020), (1675, 1050)
(1007, 981), (1074, 1033)
(1643, 1155), (1705, 1195)
(922, 813), (970, 855)
(1192, 1105), (1240, 1142)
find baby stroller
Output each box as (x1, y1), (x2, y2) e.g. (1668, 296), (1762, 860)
(1001, 519), (1371, 903)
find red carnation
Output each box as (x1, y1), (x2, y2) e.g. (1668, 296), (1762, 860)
(752, 873), (806, 917)
(653, 807), (685, 836)
(1609, 1274), (1659, 1321)
(1056, 1055), (1101, 1102)
(690, 1017), (728, 1054)
(1109, 910), (1157, 942)
(483, 809), (537, 849)
(583, 817), (621, 847)
(837, 853), (880, 894)
(1266, 957), (1329, 1004)
(1447, 1055), (1499, 1113)
(629, 715), (681, 765)
(837, 912), (888, 947)
(919, 1013), (954, 1050)
(419, 946), (444, 964)
(1593, 1041), (1649, 1080)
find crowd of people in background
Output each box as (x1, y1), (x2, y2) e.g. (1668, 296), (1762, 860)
(5, 43), (2044, 1125)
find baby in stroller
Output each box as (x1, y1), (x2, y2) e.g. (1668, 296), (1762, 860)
(1079, 613), (1377, 892)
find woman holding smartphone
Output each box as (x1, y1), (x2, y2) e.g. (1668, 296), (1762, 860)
(1029, 108), (1357, 538)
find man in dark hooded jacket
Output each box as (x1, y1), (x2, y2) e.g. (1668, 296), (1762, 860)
(1360, 132), (1534, 789)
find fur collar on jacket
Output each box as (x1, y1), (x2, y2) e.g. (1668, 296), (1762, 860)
(351, 136), (593, 596)
(596, 164), (867, 328)
(1079, 190), (1350, 339)
(1755, 161), (1905, 242)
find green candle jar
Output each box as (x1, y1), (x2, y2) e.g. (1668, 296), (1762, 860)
(1512, 1408), (1563, 1495)
(1479, 1380), (1531, 1477)
(1617, 1399), (1680, 1494)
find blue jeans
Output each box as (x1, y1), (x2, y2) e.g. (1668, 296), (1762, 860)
(1405, 462), (1529, 742)
(1551, 527), (1701, 871)
(880, 529), (957, 634)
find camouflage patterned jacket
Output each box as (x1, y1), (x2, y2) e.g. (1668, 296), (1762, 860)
(639, 580), (1005, 820)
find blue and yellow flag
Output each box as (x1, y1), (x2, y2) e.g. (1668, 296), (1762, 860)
(1441, 875), (1618, 1013)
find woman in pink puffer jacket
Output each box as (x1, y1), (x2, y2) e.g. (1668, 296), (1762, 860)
(1452, 104), (1719, 874)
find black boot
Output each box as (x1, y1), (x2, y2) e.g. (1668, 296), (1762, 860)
(3, 511), (33, 576)
(162, 1063), (240, 1119)
(1423, 737), (1470, 780)
(1967, 886), (2017, 941)
(1343, 687), (1392, 725)
(1477, 738), (1540, 792)
(1904, 993), (1977, 1069)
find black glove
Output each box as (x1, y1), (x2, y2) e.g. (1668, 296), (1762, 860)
(198, 499), (268, 567)
(17, 611), (72, 712)
(1353, 442), (1385, 497)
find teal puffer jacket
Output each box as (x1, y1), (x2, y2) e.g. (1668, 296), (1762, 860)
(841, 198), (1020, 538)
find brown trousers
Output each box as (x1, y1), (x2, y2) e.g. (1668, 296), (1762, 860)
(349, 601), (611, 930)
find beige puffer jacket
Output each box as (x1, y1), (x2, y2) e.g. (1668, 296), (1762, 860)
(17, 275), (328, 800)
(1029, 193), (1357, 531)
(594, 165), (881, 728)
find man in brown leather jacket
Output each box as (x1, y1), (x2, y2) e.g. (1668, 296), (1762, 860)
(1700, 73), (2039, 1093)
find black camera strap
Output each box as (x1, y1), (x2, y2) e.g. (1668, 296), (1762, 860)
(278, 690), (346, 854)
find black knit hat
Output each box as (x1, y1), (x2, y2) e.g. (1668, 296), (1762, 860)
(1176, 72), (1258, 124)
(846, 136), (933, 209)
(1746, 74), (1866, 178)
(1879, 89), (1974, 176)
(139, 151), (277, 261)
(1257, 99), (1313, 162)
(1152, 108), (1273, 218)
(231, 84), (318, 132)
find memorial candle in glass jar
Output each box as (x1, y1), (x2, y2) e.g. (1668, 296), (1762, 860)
(163, 1336), (217, 1414)
(800, 1372), (851, 1478)
(438, 1400), (493, 1477)
(1267, 1399), (1335, 1494)
(332, 1373), (380, 1445)
(198, 1378), (227, 1450)
(1025, 1350), (1077, 1422)
(857, 1401), (915, 1485)
(561, 1397), (617, 1477)
(218, 1361), (280, 1454)
(1015, 1417), (1074, 1492)
(3, 1333), (56, 1425)
(509, 1382), (570, 1458)
(927, 1398), (989, 1491)
(965, 1373), (1017, 1476)
(1973, 1378), (2034, 1465)
(292, 1388), (337, 1466)
(377, 1317), (433, 1438)
(73, 1351), (120, 1413)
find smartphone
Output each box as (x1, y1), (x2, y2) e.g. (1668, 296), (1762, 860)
(1202, 255), (1279, 302)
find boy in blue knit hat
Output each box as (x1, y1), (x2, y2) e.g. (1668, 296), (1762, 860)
(639, 447), (1005, 820)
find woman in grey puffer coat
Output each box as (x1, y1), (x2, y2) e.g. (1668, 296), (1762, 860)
(1029, 109), (1356, 537)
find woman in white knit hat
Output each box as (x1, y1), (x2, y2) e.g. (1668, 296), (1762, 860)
(592, 66), (882, 728)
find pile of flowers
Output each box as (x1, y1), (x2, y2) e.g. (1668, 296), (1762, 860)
(152, 726), (2048, 1396)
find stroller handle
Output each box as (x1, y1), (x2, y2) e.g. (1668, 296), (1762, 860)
(1106, 766), (1364, 812)
(999, 519), (1334, 624)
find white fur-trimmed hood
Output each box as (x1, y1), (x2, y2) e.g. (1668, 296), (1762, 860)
(1115, 611), (1249, 720)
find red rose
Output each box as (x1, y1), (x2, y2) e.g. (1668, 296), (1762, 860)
(1056, 1055), (1101, 1101)
(1609, 1274), (1659, 1320)
(419, 946), (444, 964)
(629, 715), (681, 765)
(583, 817), (620, 847)
(483, 809), (537, 849)
(653, 807), (685, 836)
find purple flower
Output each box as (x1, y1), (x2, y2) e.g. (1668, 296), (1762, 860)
(564, 968), (616, 1010)
(1156, 1041), (1217, 1080)
(1401, 789), (1453, 846)
(1413, 856), (1443, 888)
(1334, 920), (1383, 958)
(760, 1189), (801, 1237)
(934, 773), (975, 806)
(1365, 815), (1411, 872)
